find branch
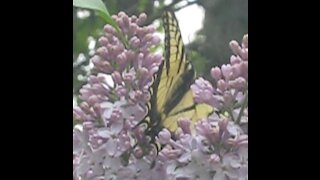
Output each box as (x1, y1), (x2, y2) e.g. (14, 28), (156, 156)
(174, 0), (199, 11)
(143, 0), (195, 25)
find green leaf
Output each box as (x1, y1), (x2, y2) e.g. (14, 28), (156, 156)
(73, 0), (129, 47)
(73, 0), (118, 29)
(73, 0), (109, 16)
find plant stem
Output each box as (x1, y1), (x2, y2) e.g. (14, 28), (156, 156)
(236, 92), (248, 124)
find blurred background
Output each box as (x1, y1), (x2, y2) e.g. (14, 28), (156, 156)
(73, 0), (248, 105)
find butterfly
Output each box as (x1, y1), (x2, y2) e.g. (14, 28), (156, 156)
(142, 10), (213, 146)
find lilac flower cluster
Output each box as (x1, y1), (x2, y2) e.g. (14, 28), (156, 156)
(156, 34), (248, 180)
(73, 10), (248, 180)
(73, 12), (164, 180)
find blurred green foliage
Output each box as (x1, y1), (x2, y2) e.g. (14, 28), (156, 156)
(73, 0), (248, 102)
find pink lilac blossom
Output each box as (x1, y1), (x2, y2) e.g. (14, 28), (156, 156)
(73, 11), (248, 180)
(156, 34), (248, 180)
(73, 11), (164, 180)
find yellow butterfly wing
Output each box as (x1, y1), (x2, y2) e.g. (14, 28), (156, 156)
(148, 11), (213, 133)
(162, 90), (214, 132)
(155, 11), (187, 113)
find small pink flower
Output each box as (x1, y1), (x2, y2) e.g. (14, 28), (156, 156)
(211, 67), (222, 81)
(158, 129), (171, 144)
